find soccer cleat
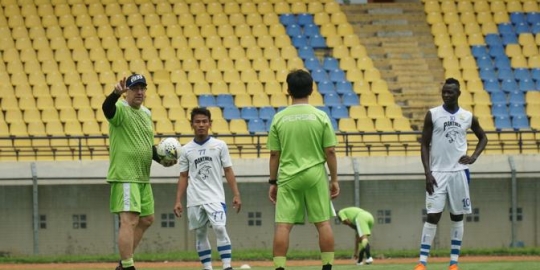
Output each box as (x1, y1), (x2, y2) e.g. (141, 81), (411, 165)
(448, 264), (458, 270)
(356, 262), (364, 266)
(414, 263), (426, 270)
(365, 257), (373, 265)
(224, 268), (234, 270)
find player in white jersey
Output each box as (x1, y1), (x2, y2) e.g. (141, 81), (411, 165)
(174, 107), (242, 270)
(414, 78), (487, 270)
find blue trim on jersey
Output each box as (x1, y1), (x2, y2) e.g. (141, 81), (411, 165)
(442, 104), (460, 114)
(194, 136), (212, 146)
(464, 169), (470, 184)
(221, 202), (228, 212)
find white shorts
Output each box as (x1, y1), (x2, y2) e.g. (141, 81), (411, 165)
(426, 170), (472, 215)
(187, 202), (227, 230)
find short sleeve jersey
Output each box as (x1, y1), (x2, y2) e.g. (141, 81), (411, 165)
(179, 137), (233, 207)
(429, 105), (473, 172)
(338, 207), (374, 234)
(266, 104), (337, 183)
(106, 100), (154, 183)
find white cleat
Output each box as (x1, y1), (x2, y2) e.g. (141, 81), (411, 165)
(365, 257), (374, 265)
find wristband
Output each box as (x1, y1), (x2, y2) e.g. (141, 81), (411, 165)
(268, 179), (277, 185)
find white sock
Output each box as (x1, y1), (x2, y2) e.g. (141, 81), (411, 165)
(450, 220), (464, 265)
(419, 222), (437, 265)
(196, 226), (213, 270)
(213, 225), (232, 268)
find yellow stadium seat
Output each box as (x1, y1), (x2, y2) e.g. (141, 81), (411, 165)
(375, 118), (394, 132)
(528, 55), (540, 68)
(384, 103), (403, 119)
(246, 13), (263, 26)
(240, 68), (259, 82)
(526, 103), (540, 117)
(200, 58), (218, 72)
(522, 45), (538, 58)
(22, 107), (40, 124)
(252, 93), (271, 107)
(234, 93), (252, 108)
(507, 0), (523, 12)
(367, 105), (386, 119)
(211, 118), (230, 135)
(168, 107), (187, 123)
(353, 81), (371, 95)
(523, 0), (539, 12)
(229, 119), (249, 135)
(349, 105), (367, 119)
(493, 11), (510, 24)
(468, 33), (485, 46)
(180, 93), (198, 110)
(339, 118), (357, 133)
(270, 93), (288, 107)
(193, 81), (212, 96)
(346, 68), (363, 83)
(371, 80), (390, 94)
(473, 104), (492, 118)
(229, 80), (247, 96)
(393, 117), (413, 131)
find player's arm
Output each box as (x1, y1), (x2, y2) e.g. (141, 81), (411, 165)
(459, 116), (488, 165)
(324, 146), (339, 199)
(420, 111), (437, 195)
(353, 234), (361, 258)
(102, 77), (127, 119)
(268, 150), (280, 204)
(173, 171), (188, 218)
(223, 166), (242, 213)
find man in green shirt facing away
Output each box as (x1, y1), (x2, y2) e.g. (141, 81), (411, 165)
(267, 69), (340, 270)
(102, 74), (175, 270)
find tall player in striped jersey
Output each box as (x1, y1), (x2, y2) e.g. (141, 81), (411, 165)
(174, 107), (242, 270)
(414, 78), (487, 270)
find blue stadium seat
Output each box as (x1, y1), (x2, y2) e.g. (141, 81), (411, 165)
(497, 67), (515, 81)
(519, 78), (536, 91)
(330, 117), (338, 131)
(309, 34), (326, 49)
(279, 14), (296, 26)
(514, 22), (530, 34)
(223, 106), (241, 120)
(330, 105), (349, 119)
(477, 56), (494, 69)
(501, 79), (519, 93)
(485, 34), (502, 46)
(317, 80), (336, 95)
(291, 35), (308, 48)
(483, 78), (501, 93)
(512, 115), (530, 130)
(328, 69), (346, 83)
(531, 68), (540, 81)
(297, 13), (314, 26)
(527, 13), (540, 24)
(490, 91), (507, 106)
(501, 33), (518, 45)
(508, 91), (526, 105)
(510, 12), (527, 24)
(494, 56), (511, 69)
(492, 103), (509, 117)
(495, 115), (513, 130)
(216, 94), (235, 108)
(514, 68), (532, 81)
(323, 93), (342, 107)
(199, 94), (216, 107)
(322, 57), (339, 71)
(532, 22), (540, 34)
(304, 24), (321, 37)
(240, 106), (259, 120)
(341, 92), (360, 106)
(488, 44), (505, 57)
(471, 45), (489, 58)
(311, 69), (329, 83)
(316, 105), (331, 117)
(297, 46), (315, 59)
(259, 106), (276, 121)
(265, 119), (272, 132)
(304, 57), (322, 71)
(248, 118), (266, 133)
(498, 23), (515, 35)
(335, 81), (354, 95)
(509, 103), (526, 118)
(480, 67), (497, 80)
(285, 24), (302, 36)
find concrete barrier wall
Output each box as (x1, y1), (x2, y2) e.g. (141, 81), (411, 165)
(0, 155), (538, 255)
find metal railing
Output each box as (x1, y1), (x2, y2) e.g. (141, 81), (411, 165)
(0, 130), (538, 160)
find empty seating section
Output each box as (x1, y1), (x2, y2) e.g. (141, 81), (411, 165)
(425, 0), (540, 154)
(1, 0), (421, 160)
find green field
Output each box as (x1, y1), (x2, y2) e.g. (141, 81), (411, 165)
(1, 261), (540, 270)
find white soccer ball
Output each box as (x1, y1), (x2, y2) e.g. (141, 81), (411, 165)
(240, 264), (251, 269)
(157, 137), (182, 162)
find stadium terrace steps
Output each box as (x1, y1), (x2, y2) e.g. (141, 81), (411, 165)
(342, 2), (443, 130)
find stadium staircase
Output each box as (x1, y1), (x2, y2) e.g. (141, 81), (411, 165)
(342, 2), (444, 130)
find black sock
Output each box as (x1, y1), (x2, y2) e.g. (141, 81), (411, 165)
(322, 263), (332, 270)
(365, 243), (371, 258)
(276, 267), (285, 270)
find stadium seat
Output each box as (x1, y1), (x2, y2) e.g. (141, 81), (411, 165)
(492, 103), (509, 117)
(323, 93), (342, 107)
(330, 105), (349, 119)
(509, 103), (527, 118)
(240, 107), (259, 120)
(490, 91), (507, 106)
(247, 118), (266, 134)
(494, 115), (513, 130)
(216, 94), (235, 108)
(199, 94), (216, 108)
(342, 92), (360, 107)
(223, 107), (241, 120)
